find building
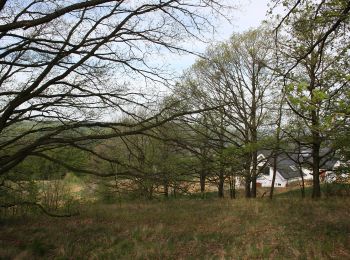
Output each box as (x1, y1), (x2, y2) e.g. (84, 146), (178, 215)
(255, 150), (340, 188)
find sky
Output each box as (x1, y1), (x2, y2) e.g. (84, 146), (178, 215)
(127, 0), (274, 114)
(218, 0), (270, 39)
(169, 0), (271, 74)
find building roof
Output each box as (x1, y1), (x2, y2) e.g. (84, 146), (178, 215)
(258, 148), (339, 180)
(258, 152), (301, 180)
(274, 156), (301, 180)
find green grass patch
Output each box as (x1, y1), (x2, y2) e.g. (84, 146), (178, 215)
(276, 183), (350, 198)
(0, 198), (350, 259)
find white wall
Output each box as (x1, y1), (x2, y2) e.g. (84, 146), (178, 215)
(256, 167), (288, 187)
(302, 168), (313, 180)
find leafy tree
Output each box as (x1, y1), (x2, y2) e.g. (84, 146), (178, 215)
(275, 0), (350, 198)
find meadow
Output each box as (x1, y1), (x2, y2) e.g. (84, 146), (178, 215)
(1, 196), (349, 259)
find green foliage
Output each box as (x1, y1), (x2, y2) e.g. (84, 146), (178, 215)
(7, 146), (87, 181)
(323, 183), (350, 197)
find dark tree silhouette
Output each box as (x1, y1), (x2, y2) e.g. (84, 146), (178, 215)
(0, 0), (229, 177)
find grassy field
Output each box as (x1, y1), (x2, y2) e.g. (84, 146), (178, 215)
(0, 197), (350, 259)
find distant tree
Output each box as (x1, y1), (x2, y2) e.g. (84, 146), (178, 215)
(162, 80), (218, 197)
(87, 120), (195, 200)
(186, 27), (278, 198)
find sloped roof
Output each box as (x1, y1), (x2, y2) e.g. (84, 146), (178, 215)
(275, 155), (301, 179)
(291, 148), (339, 170)
(258, 152), (301, 180)
(258, 148), (339, 180)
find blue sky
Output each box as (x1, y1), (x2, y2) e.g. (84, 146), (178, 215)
(129, 0), (273, 105)
(169, 0), (270, 74)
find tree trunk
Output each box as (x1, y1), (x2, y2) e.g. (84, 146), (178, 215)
(269, 153), (277, 199)
(312, 140), (321, 198)
(218, 112), (225, 199)
(218, 169), (224, 198)
(200, 169), (206, 198)
(251, 150), (258, 198)
(229, 174), (236, 199)
(244, 154), (252, 198)
(300, 168), (305, 198)
(250, 69), (258, 198)
(309, 62), (321, 198)
(245, 175), (251, 198)
(311, 102), (321, 198)
(148, 185), (153, 200)
(164, 182), (169, 198)
(251, 175), (257, 198)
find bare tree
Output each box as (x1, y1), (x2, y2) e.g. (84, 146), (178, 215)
(0, 1), (237, 214)
(0, 0), (231, 178)
(187, 27), (278, 198)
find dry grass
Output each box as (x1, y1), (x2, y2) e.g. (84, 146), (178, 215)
(0, 197), (350, 259)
